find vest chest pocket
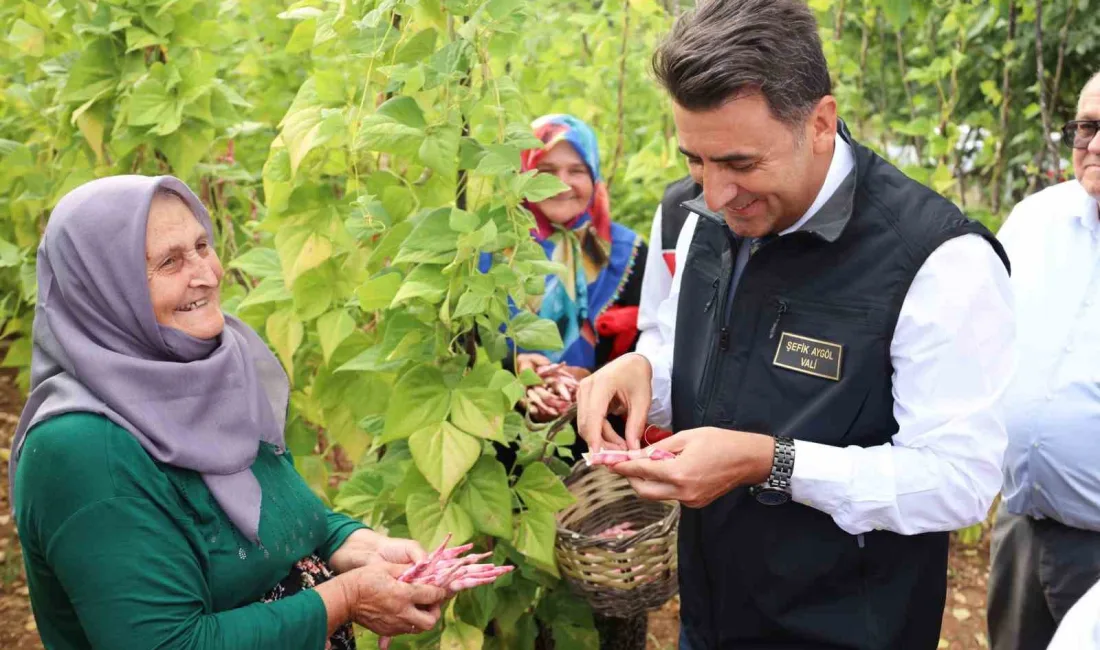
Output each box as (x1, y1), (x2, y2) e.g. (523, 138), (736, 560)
(734, 296), (889, 444)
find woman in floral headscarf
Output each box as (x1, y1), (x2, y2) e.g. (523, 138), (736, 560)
(480, 114), (649, 650)
(499, 114), (648, 423)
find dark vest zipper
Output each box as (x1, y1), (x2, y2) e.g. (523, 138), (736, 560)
(700, 228), (740, 422)
(703, 277), (720, 313)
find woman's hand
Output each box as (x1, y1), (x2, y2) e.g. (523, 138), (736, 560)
(516, 353), (553, 375)
(523, 361), (588, 421)
(329, 529), (427, 575)
(326, 562), (446, 637)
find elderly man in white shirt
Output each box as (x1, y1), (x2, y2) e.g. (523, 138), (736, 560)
(988, 71), (1100, 650)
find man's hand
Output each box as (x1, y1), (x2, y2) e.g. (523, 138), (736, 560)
(609, 427), (776, 508)
(329, 529), (427, 575)
(576, 353), (653, 452)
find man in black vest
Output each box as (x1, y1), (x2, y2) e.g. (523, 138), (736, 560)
(576, 1), (1015, 648)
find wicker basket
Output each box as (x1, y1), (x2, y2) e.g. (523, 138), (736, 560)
(554, 460), (680, 618)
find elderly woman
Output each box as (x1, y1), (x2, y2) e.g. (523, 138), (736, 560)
(11, 176), (445, 649)
(485, 114), (647, 426)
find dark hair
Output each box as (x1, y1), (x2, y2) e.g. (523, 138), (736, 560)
(652, 0), (832, 126)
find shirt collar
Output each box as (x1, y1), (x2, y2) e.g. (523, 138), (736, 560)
(1072, 181), (1100, 232)
(779, 133), (855, 236)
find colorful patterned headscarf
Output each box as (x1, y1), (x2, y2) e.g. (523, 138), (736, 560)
(522, 114), (612, 242)
(516, 114), (639, 369)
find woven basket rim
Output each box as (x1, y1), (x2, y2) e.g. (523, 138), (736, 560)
(555, 462), (680, 548)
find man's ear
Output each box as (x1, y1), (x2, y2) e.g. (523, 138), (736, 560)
(808, 96), (838, 155)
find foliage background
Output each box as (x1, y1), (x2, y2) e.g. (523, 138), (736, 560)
(1, 0), (1097, 646)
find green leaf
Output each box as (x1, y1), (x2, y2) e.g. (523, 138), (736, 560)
(395, 28), (438, 64)
(125, 27), (162, 52)
(456, 456), (513, 538)
(393, 210), (459, 264)
(441, 619), (484, 650)
(475, 143), (522, 176)
(419, 126), (461, 177)
(448, 208), (480, 234)
(376, 95), (427, 128)
(452, 290), (490, 319)
(931, 163), (955, 193)
(0, 238), (21, 268)
(381, 364), (451, 443)
(8, 19), (45, 57)
(317, 310), (356, 365)
(455, 585), (500, 631)
(229, 248), (283, 279)
(391, 265), (448, 306)
(266, 308), (303, 377)
(882, 0), (911, 27)
(62, 39), (118, 103)
(511, 312), (563, 351)
(357, 116), (424, 156)
(514, 507), (558, 569)
(520, 171), (570, 202)
(409, 422), (481, 500)
(515, 462), (575, 512)
(239, 277), (293, 309)
(281, 106), (346, 174)
(161, 124), (215, 178)
(406, 490), (475, 550)
(285, 17), (317, 53)
(450, 381), (506, 442)
(356, 272), (403, 311)
(128, 64), (183, 135)
(277, 230), (333, 288)
(291, 270), (334, 321)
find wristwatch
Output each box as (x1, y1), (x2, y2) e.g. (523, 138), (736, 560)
(750, 436), (795, 506)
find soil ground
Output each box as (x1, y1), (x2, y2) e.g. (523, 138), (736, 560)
(0, 367), (993, 650)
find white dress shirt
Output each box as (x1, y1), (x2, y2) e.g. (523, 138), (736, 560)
(998, 180), (1100, 531)
(638, 134), (1015, 536)
(636, 206), (698, 361)
(1048, 578), (1100, 650)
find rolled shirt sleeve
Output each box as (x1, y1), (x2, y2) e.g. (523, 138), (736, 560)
(791, 234), (1014, 535)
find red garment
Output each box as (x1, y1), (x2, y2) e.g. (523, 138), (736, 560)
(594, 305), (639, 362)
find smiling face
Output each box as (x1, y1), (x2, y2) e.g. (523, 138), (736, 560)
(1074, 75), (1100, 200)
(532, 142), (595, 225)
(145, 192), (225, 340)
(675, 93), (837, 238)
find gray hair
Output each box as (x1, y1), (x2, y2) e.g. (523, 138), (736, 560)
(652, 0), (832, 126)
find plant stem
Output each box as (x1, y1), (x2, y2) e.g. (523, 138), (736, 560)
(1048, 0), (1076, 128)
(1031, 0), (1060, 191)
(991, 0), (1017, 215)
(605, 0), (631, 192)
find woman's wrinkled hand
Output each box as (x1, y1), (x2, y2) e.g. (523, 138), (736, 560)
(340, 562), (447, 637)
(329, 530), (427, 575)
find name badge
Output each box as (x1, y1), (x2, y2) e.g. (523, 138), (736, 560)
(773, 332), (844, 381)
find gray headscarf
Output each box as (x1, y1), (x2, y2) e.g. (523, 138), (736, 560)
(9, 175), (288, 544)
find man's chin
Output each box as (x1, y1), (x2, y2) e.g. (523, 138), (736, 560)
(1079, 176), (1100, 201)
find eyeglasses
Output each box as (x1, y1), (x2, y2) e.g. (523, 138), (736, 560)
(1061, 120), (1100, 149)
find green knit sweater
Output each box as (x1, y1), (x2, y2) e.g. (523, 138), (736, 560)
(14, 412), (365, 650)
